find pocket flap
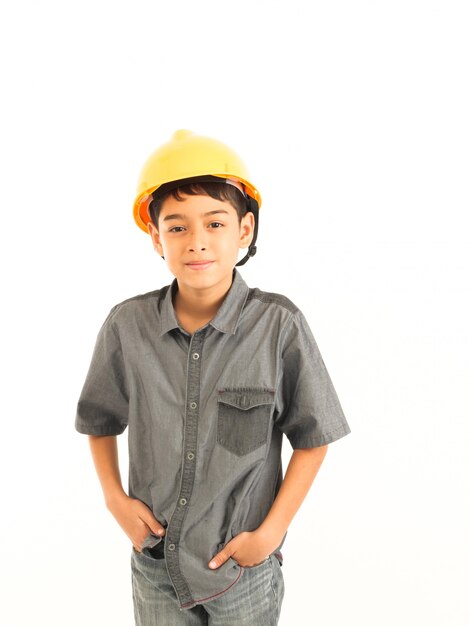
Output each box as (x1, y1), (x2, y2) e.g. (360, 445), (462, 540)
(217, 389), (275, 411)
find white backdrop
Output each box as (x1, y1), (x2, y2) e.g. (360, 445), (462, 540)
(1, 1), (469, 624)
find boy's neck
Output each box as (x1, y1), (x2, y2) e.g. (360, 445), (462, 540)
(172, 271), (234, 326)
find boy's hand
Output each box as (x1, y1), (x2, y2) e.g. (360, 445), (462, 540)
(208, 528), (280, 569)
(106, 493), (166, 552)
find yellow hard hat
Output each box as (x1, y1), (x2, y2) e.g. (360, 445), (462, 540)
(133, 129), (262, 234)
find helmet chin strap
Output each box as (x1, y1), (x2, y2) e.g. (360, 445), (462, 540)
(235, 196), (259, 266)
(235, 244), (257, 266)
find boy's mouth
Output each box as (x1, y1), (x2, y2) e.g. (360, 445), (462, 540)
(186, 261), (214, 270)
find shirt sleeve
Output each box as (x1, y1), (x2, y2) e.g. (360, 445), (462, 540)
(75, 306), (129, 436)
(274, 308), (351, 448)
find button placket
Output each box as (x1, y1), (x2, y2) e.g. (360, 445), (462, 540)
(164, 328), (207, 607)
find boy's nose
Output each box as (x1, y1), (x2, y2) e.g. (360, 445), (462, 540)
(187, 227), (208, 251)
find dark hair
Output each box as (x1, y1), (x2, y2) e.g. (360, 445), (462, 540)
(148, 181), (248, 229)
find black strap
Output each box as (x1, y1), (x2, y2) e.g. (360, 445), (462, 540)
(235, 196), (259, 266)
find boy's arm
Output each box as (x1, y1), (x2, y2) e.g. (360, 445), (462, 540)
(208, 445), (328, 569)
(257, 444), (328, 540)
(88, 435), (166, 551)
(88, 435), (127, 506)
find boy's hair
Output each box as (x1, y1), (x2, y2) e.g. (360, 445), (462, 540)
(148, 181), (248, 229)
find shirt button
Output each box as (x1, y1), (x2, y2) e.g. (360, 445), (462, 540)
(168, 543), (176, 551)
(187, 452), (194, 460)
(192, 352), (200, 360)
(179, 498), (187, 506)
(190, 401), (197, 409)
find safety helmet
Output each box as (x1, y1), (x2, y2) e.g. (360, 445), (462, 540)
(132, 129), (262, 266)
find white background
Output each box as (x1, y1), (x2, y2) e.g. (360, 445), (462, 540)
(1, 1), (469, 624)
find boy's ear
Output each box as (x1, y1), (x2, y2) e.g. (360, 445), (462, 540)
(239, 211), (255, 249)
(148, 222), (164, 255)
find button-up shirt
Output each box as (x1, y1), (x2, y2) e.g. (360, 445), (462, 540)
(75, 268), (351, 610)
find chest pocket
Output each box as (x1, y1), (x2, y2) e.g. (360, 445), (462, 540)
(217, 388), (276, 456)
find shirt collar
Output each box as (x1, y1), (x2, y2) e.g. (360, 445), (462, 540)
(159, 268), (250, 337)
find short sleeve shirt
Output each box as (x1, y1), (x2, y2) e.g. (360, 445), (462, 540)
(75, 268), (351, 610)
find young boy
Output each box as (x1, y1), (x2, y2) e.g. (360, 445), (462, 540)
(75, 129), (351, 625)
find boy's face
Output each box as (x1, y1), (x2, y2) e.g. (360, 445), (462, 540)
(147, 193), (255, 291)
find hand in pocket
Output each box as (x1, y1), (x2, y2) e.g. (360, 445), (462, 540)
(107, 494), (165, 552)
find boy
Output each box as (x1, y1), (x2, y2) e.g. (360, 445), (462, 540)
(75, 129), (351, 625)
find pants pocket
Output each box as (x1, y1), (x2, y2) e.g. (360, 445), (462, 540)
(216, 542), (242, 570)
(216, 540), (271, 570)
(133, 533), (165, 561)
(146, 541), (165, 559)
(241, 555), (272, 570)
(216, 388), (275, 456)
(142, 532), (164, 550)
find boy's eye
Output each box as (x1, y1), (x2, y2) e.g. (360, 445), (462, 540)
(168, 222), (223, 233)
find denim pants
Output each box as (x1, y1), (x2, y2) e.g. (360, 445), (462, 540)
(131, 542), (285, 625)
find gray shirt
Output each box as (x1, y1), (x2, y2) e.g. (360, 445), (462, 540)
(75, 268), (351, 610)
